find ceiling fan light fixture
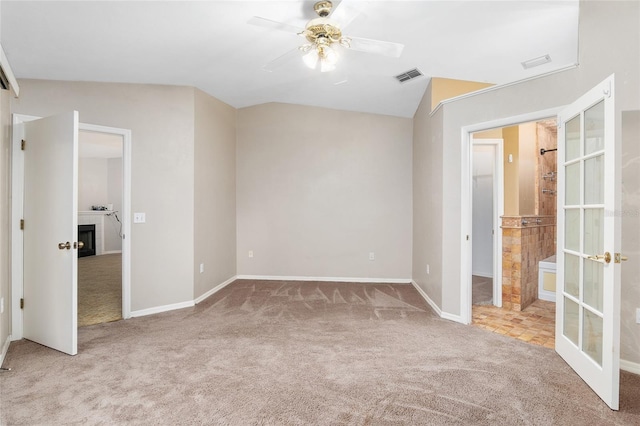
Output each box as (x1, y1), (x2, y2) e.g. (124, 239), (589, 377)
(303, 49), (319, 69)
(320, 59), (336, 73)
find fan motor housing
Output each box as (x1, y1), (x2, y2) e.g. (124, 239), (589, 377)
(304, 18), (342, 44)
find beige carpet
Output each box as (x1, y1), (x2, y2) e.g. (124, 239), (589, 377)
(472, 275), (493, 305)
(2, 280), (639, 425)
(78, 253), (122, 327)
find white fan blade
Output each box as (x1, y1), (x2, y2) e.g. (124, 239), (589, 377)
(262, 47), (304, 72)
(330, 0), (362, 28)
(346, 37), (404, 58)
(247, 16), (304, 35)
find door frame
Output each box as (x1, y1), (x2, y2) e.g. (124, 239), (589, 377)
(11, 114), (132, 340)
(470, 138), (504, 308)
(460, 107), (562, 324)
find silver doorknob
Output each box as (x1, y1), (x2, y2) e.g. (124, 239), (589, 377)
(58, 242), (71, 250)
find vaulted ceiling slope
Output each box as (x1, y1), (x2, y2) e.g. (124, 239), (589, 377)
(1, 1), (579, 118)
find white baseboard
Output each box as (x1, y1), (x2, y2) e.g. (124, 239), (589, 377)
(621, 359), (640, 375)
(0, 334), (11, 368)
(130, 300), (195, 318)
(537, 291), (556, 303)
(411, 280), (442, 316)
(236, 275), (411, 284)
(441, 312), (466, 324)
(411, 280), (466, 324)
(194, 275), (237, 304)
(101, 250), (122, 255)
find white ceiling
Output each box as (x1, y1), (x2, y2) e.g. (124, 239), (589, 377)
(1, 1), (580, 118)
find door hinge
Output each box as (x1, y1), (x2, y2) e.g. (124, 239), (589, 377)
(20, 298), (24, 309)
(603, 81), (612, 98)
(21, 139), (25, 150)
(20, 219), (24, 230)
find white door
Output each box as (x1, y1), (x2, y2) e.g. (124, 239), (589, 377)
(556, 75), (620, 409)
(23, 111), (79, 356)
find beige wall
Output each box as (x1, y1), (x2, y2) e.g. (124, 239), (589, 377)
(431, 78), (494, 111)
(502, 126), (519, 215)
(193, 89), (236, 299)
(413, 82), (443, 306)
(237, 103), (413, 280)
(621, 110), (640, 366)
(414, 0), (640, 362)
(473, 128), (502, 139)
(12, 80), (196, 311)
(0, 88), (10, 356)
(518, 122), (537, 215)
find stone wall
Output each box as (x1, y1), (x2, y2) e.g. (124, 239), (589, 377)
(502, 216), (556, 310)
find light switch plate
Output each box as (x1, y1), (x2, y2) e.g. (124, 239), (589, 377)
(133, 212), (146, 223)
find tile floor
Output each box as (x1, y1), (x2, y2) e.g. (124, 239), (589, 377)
(472, 299), (556, 349)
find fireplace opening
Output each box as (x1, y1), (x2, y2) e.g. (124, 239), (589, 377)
(78, 224), (96, 257)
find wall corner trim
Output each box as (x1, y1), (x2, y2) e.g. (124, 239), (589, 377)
(411, 280), (442, 316)
(411, 280), (466, 324)
(621, 359), (640, 375)
(130, 300), (195, 318)
(0, 335), (11, 368)
(194, 275), (237, 304)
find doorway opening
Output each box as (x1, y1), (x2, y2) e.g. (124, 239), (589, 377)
(77, 130), (124, 326)
(10, 115), (132, 342)
(465, 113), (559, 348)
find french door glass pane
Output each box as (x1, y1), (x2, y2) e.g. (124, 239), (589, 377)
(584, 208), (604, 255)
(584, 155), (604, 204)
(583, 309), (603, 366)
(565, 208), (580, 252)
(584, 100), (605, 155)
(564, 297), (580, 346)
(565, 253), (580, 298)
(584, 259), (604, 312)
(566, 162), (580, 205)
(566, 115), (581, 161)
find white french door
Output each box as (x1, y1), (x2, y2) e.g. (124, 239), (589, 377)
(556, 75), (620, 409)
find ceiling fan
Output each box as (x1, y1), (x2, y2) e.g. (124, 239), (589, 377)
(248, 0), (404, 73)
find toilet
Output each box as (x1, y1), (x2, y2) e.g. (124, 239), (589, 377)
(538, 255), (556, 302)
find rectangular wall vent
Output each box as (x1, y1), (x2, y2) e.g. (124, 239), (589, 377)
(395, 68), (423, 83)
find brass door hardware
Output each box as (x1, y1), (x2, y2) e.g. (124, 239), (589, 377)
(73, 241), (84, 249)
(588, 252), (611, 264)
(615, 253), (628, 263)
(58, 241), (71, 250)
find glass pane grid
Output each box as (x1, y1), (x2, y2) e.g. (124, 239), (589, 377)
(582, 301), (604, 318)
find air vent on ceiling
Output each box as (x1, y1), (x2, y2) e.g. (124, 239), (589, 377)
(394, 68), (423, 83)
(521, 54), (552, 70)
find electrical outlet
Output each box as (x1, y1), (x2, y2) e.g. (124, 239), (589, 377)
(133, 212), (146, 223)
(0, 297), (4, 314)
(248, 250), (254, 258)
(199, 263), (204, 274)
(636, 308), (640, 324)
(426, 264), (430, 275)
(369, 252), (375, 261)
